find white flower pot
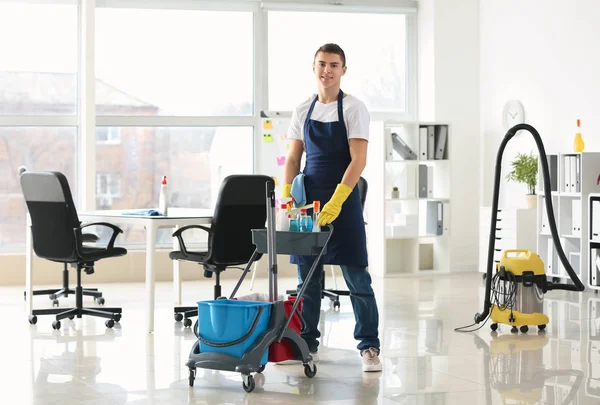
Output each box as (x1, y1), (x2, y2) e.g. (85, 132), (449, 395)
(525, 194), (537, 209)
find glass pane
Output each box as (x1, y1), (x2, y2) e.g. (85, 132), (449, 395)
(96, 8), (253, 116)
(95, 126), (253, 245)
(0, 2), (78, 116)
(0, 127), (77, 252)
(268, 11), (406, 112)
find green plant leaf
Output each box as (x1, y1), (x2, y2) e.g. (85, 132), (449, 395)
(506, 152), (538, 194)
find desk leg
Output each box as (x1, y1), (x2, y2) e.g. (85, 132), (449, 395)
(25, 223), (33, 316)
(145, 224), (157, 334)
(173, 225), (181, 306)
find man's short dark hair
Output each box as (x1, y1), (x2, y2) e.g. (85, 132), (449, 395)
(314, 43), (346, 67)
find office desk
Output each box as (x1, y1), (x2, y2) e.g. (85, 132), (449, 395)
(25, 208), (213, 334)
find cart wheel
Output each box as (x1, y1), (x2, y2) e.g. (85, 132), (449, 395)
(490, 323), (498, 331)
(28, 315), (37, 325)
(174, 313), (183, 322)
(511, 326), (518, 334)
(333, 300), (340, 310)
(183, 318), (192, 328)
(537, 324), (546, 331)
(53, 299), (59, 307)
(188, 368), (196, 387)
(304, 363), (317, 378)
(257, 364), (266, 373)
(520, 325), (529, 334)
(105, 319), (115, 329)
(242, 375), (255, 393)
(52, 320), (61, 330)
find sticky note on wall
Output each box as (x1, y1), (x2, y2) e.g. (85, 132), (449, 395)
(276, 156), (286, 166)
(263, 120), (273, 130)
(263, 133), (273, 143)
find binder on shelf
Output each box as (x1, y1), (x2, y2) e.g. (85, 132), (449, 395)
(549, 154), (558, 192)
(419, 127), (428, 160)
(572, 199), (582, 236)
(564, 156), (571, 193)
(593, 200), (600, 241)
(391, 132), (417, 160)
(385, 129), (394, 161)
(547, 238), (555, 275)
(569, 155), (577, 193)
(541, 200), (550, 234)
(406, 165), (417, 199)
(418, 164), (428, 198)
(427, 126), (435, 160)
(434, 126), (448, 160)
(575, 155), (581, 192)
(427, 166), (434, 198)
(426, 201), (443, 236)
(592, 248), (600, 286)
(442, 202), (450, 235)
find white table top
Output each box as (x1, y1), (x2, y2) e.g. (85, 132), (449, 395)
(79, 208), (213, 220)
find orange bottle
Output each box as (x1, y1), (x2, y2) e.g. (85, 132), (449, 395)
(574, 119), (585, 152)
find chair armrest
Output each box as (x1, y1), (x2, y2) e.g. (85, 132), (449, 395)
(82, 233), (100, 243)
(172, 225), (212, 258)
(76, 222), (123, 250)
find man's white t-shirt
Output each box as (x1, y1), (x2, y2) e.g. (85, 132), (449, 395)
(287, 94), (370, 142)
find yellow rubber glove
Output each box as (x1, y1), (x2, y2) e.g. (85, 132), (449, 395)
(282, 184), (292, 198)
(318, 183), (353, 226)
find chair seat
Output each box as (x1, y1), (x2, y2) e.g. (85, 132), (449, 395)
(169, 250), (209, 263)
(80, 246), (127, 261)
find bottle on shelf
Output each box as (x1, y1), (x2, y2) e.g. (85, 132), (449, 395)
(158, 175), (168, 215)
(574, 119), (585, 152)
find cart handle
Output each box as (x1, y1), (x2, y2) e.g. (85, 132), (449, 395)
(197, 306), (265, 348)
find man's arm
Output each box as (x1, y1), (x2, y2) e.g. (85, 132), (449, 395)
(283, 139), (304, 185)
(341, 138), (368, 189)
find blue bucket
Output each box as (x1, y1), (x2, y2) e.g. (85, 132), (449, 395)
(196, 299), (272, 364)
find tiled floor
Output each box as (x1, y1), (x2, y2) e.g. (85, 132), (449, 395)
(2, 271), (599, 404)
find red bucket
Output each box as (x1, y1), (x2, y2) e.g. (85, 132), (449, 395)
(268, 296), (303, 363)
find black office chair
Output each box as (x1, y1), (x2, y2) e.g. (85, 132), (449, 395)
(20, 171), (126, 330)
(170, 174), (273, 327)
(19, 166), (106, 307)
(286, 176), (368, 309)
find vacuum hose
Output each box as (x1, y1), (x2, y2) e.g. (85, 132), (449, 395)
(474, 123), (584, 324)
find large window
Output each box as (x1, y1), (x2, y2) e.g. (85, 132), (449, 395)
(95, 8), (253, 117)
(0, 1), (78, 116)
(268, 11), (407, 113)
(0, 127), (77, 251)
(95, 126), (253, 244)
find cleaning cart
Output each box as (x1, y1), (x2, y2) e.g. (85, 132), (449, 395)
(186, 180), (333, 393)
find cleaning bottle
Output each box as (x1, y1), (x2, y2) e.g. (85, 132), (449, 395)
(299, 209), (312, 232)
(312, 201), (321, 232)
(158, 175), (168, 215)
(277, 204), (289, 231)
(574, 119), (585, 152)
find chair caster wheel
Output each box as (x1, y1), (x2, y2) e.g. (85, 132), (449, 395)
(96, 297), (105, 305)
(511, 326), (518, 334)
(105, 319), (115, 329)
(242, 375), (255, 393)
(538, 324), (546, 330)
(68, 315), (75, 320)
(52, 299), (59, 307)
(52, 321), (61, 330)
(174, 313), (183, 322)
(49, 294), (56, 300)
(189, 368), (196, 387)
(257, 364), (266, 373)
(304, 363), (317, 378)
(114, 314), (121, 323)
(183, 318), (192, 327)
(333, 301), (340, 310)
(520, 326), (529, 334)
(28, 315), (37, 325)
(490, 323), (498, 331)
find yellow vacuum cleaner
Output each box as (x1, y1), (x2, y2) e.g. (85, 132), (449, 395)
(461, 123), (585, 334)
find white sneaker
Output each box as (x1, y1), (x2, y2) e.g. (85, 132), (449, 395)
(275, 352), (319, 365)
(362, 348), (382, 372)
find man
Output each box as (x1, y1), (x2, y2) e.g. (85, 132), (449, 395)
(280, 43), (381, 372)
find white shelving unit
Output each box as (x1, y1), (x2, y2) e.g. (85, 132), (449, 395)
(537, 152), (600, 288)
(366, 121), (451, 276)
(588, 193), (600, 290)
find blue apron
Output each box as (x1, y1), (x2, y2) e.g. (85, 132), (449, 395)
(290, 89), (368, 268)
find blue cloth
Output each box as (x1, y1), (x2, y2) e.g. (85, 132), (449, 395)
(291, 173), (306, 207)
(290, 89), (368, 267)
(296, 263), (379, 352)
(122, 209), (160, 216)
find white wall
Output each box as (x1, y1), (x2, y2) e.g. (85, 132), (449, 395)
(419, 0), (481, 272)
(480, 0), (600, 208)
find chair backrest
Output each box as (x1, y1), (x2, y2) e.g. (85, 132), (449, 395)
(20, 171), (80, 262)
(358, 176), (368, 212)
(208, 174), (274, 266)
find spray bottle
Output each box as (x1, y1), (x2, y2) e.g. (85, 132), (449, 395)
(159, 175), (168, 215)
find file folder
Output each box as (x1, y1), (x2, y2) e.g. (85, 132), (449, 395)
(572, 199), (581, 236)
(427, 166), (434, 198)
(564, 156), (571, 193)
(391, 132), (417, 160)
(426, 201), (443, 236)
(427, 126), (435, 160)
(419, 164), (428, 198)
(434, 126), (447, 159)
(419, 127), (428, 160)
(442, 202), (450, 235)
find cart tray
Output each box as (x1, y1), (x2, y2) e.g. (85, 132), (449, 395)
(251, 228), (330, 256)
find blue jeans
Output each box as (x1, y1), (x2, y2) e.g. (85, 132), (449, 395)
(296, 263), (380, 353)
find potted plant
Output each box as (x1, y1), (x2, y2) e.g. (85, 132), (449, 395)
(506, 152), (538, 209)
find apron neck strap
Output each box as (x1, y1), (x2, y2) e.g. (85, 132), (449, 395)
(337, 89), (344, 122)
